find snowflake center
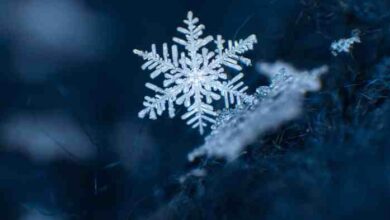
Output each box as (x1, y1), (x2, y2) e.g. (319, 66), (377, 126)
(189, 70), (206, 86)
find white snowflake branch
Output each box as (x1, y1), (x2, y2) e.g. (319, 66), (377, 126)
(133, 44), (181, 79)
(212, 34), (258, 71)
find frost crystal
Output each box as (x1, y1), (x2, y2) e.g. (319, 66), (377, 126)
(188, 61), (328, 161)
(134, 11), (257, 134)
(330, 29), (361, 56)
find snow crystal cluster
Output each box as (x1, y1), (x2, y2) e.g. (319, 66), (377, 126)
(188, 62), (328, 161)
(134, 11), (257, 134)
(330, 29), (361, 56)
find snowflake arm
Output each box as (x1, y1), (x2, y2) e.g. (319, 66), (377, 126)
(173, 11), (214, 59)
(138, 83), (183, 120)
(217, 73), (254, 108)
(212, 34), (258, 71)
(181, 96), (218, 135)
(133, 43), (181, 79)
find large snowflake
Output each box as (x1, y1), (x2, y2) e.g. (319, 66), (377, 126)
(134, 11), (257, 134)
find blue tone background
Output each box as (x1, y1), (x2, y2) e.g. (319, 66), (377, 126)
(0, 0), (389, 219)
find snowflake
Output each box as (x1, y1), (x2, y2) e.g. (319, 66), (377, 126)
(133, 11), (257, 134)
(330, 29), (361, 56)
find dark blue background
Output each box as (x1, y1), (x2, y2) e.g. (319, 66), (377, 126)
(0, 0), (389, 219)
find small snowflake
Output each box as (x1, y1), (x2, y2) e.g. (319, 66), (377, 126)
(330, 29), (361, 56)
(134, 11), (257, 134)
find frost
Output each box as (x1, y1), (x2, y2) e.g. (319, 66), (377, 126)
(179, 168), (207, 184)
(188, 61), (328, 161)
(330, 29), (361, 56)
(134, 11), (257, 134)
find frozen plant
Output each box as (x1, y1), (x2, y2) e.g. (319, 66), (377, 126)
(133, 11), (257, 134)
(188, 61), (328, 161)
(330, 29), (361, 56)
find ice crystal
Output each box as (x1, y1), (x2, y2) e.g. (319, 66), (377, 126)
(188, 61), (328, 161)
(133, 11), (257, 134)
(330, 29), (361, 56)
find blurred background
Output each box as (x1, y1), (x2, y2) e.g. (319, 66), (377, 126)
(0, 0), (389, 219)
